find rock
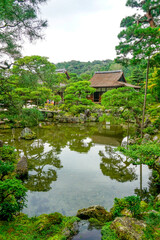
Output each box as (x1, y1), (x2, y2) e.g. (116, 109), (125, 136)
(0, 140), (3, 147)
(16, 156), (28, 176)
(121, 137), (129, 147)
(111, 217), (146, 240)
(153, 136), (158, 141)
(76, 205), (112, 222)
(85, 109), (91, 118)
(142, 133), (151, 144)
(144, 118), (151, 128)
(155, 194), (160, 202)
(21, 127), (36, 140)
(128, 139), (136, 145)
(153, 129), (159, 134)
(89, 116), (97, 122)
(121, 208), (132, 217)
(62, 221), (79, 238)
(47, 112), (53, 118)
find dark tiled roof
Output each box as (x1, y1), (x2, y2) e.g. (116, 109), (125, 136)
(90, 71), (140, 89)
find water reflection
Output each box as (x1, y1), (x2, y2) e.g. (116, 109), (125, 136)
(99, 146), (137, 182)
(0, 123), (152, 216)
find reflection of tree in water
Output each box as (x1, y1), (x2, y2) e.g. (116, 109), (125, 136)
(24, 139), (63, 192)
(134, 169), (160, 202)
(99, 146), (137, 182)
(39, 124), (95, 154)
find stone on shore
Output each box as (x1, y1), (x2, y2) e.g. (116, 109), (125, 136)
(21, 127), (36, 140)
(16, 156), (28, 176)
(111, 216), (146, 240)
(76, 205), (112, 222)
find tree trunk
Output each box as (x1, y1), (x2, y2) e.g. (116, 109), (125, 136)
(141, 56), (150, 138)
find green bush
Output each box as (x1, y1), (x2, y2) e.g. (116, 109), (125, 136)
(0, 145), (17, 163)
(153, 117), (160, 129)
(143, 126), (156, 135)
(0, 145), (27, 221)
(0, 178), (27, 221)
(69, 105), (92, 115)
(20, 108), (44, 127)
(101, 222), (118, 240)
(111, 196), (141, 218)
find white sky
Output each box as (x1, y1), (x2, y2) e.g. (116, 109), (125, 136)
(22, 0), (134, 63)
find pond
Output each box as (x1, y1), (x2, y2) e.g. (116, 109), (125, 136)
(0, 123), (151, 217)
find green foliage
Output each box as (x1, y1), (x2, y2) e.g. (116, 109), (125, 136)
(0, 145), (27, 221)
(118, 142), (160, 166)
(142, 126), (156, 135)
(101, 87), (144, 129)
(19, 108), (44, 127)
(125, 196), (141, 217)
(0, 160), (14, 180)
(0, 145), (17, 163)
(0, 214), (79, 239)
(129, 68), (145, 87)
(36, 212), (63, 233)
(153, 117), (160, 129)
(69, 105), (91, 115)
(64, 81), (95, 110)
(0, 0), (47, 63)
(53, 95), (61, 103)
(56, 59), (113, 75)
(148, 67), (160, 102)
(111, 196), (141, 218)
(116, 1), (160, 66)
(0, 178), (27, 221)
(143, 212), (160, 240)
(101, 222), (118, 240)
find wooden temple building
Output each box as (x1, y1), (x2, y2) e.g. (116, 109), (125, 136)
(89, 70), (140, 103)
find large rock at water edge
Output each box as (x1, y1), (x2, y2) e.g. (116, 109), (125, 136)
(16, 156), (28, 176)
(77, 205), (112, 222)
(21, 127), (36, 140)
(111, 217), (146, 240)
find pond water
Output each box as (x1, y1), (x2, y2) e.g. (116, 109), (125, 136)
(0, 123), (151, 217)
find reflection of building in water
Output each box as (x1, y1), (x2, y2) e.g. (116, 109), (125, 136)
(91, 125), (124, 146)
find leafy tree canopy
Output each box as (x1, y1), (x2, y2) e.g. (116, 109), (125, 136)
(0, 0), (47, 67)
(101, 87), (151, 129)
(116, 0), (160, 64)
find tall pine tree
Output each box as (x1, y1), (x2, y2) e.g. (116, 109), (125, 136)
(116, 0), (160, 136)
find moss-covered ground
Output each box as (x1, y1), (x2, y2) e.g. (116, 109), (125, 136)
(0, 213), (79, 240)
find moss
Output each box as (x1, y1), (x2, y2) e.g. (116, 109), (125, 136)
(0, 213), (80, 240)
(140, 201), (149, 212)
(101, 222), (118, 240)
(88, 217), (105, 226)
(22, 132), (36, 140)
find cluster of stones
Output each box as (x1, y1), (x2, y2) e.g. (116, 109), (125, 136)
(44, 108), (104, 123)
(76, 199), (160, 240)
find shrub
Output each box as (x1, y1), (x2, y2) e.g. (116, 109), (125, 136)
(69, 105), (92, 115)
(111, 196), (141, 218)
(0, 145), (17, 163)
(0, 178), (27, 221)
(101, 222), (118, 240)
(0, 145), (27, 221)
(20, 108), (44, 127)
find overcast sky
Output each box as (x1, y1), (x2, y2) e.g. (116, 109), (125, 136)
(22, 0), (134, 63)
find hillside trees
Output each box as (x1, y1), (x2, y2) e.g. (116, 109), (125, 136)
(116, 0), (160, 134)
